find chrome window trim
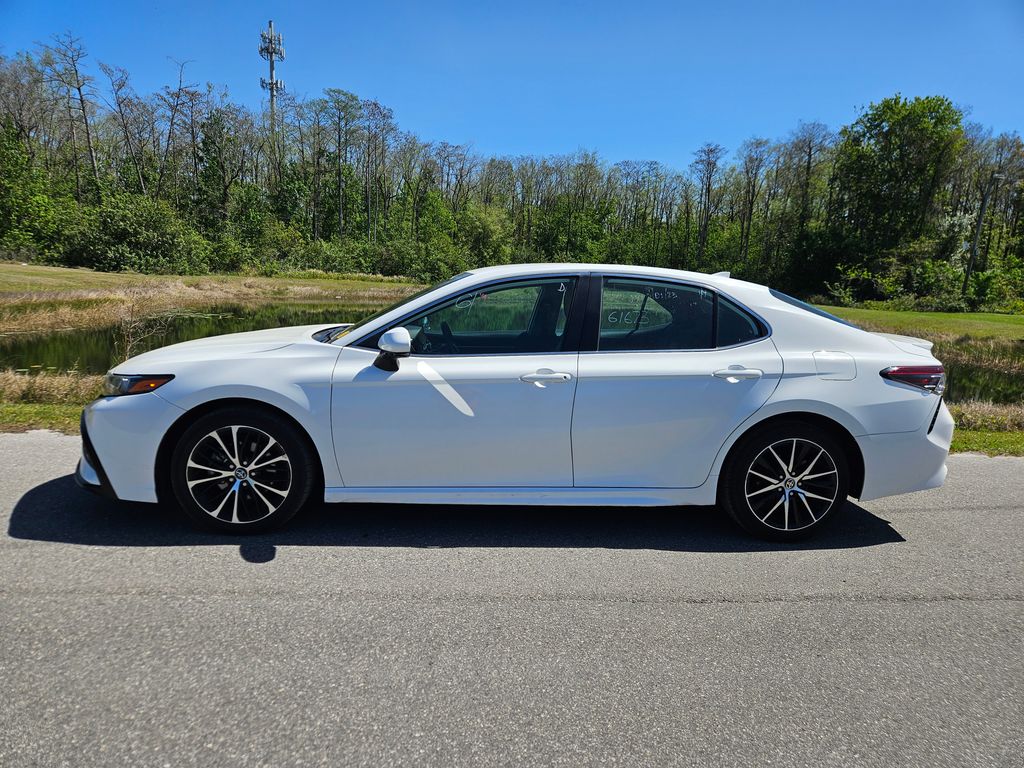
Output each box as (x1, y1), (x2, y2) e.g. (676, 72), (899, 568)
(579, 337), (775, 355)
(347, 269), (771, 357)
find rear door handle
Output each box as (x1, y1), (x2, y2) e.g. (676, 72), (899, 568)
(520, 370), (573, 386)
(713, 367), (763, 382)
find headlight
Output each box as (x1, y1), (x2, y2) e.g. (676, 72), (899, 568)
(102, 373), (175, 396)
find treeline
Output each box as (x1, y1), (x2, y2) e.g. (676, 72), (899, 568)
(1, 34), (1023, 311)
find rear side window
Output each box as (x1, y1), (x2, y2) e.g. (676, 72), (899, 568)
(717, 297), (765, 346)
(598, 278), (715, 351)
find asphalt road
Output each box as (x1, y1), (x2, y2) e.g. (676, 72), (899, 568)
(0, 431), (1021, 767)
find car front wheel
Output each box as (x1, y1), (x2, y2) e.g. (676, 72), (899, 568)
(169, 407), (317, 533)
(721, 421), (849, 540)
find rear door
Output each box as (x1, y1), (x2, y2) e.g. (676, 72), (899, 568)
(571, 276), (783, 488)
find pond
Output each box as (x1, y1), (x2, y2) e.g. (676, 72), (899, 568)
(942, 363), (1024, 404)
(1, 303), (1020, 404)
(0, 304), (368, 375)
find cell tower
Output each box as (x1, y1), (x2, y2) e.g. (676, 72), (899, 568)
(259, 20), (285, 164)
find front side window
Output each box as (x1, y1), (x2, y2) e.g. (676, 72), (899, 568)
(324, 272), (472, 343)
(598, 278), (714, 351)
(391, 277), (578, 355)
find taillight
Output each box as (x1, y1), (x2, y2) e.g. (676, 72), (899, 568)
(880, 365), (945, 395)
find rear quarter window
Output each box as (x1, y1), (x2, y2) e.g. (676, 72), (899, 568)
(716, 297), (766, 346)
(768, 289), (858, 328)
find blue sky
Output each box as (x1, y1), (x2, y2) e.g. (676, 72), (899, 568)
(2, 0), (1021, 168)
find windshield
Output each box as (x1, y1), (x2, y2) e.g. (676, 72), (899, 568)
(768, 288), (859, 329)
(322, 272), (472, 344)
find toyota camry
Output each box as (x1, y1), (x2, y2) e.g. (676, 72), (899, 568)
(76, 264), (953, 539)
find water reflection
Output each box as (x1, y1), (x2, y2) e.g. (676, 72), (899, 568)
(942, 364), (1024, 404)
(0, 304), (368, 374)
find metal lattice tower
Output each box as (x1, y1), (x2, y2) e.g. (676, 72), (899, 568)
(259, 20), (285, 162)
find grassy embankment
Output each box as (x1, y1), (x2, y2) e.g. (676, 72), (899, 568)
(0, 262), (418, 335)
(1, 264), (1022, 455)
(1, 262), (419, 432)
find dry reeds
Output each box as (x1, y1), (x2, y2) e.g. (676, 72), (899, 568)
(948, 400), (1024, 432)
(0, 370), (104, 403)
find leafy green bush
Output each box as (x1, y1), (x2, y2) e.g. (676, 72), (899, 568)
(908, 259), (967, 311)
(81, 195), (211, 274)
(208, 235), (247, 272)
(969, 268), (1024, 312)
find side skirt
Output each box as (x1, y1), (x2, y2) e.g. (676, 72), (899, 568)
(323, 483), (718, 507)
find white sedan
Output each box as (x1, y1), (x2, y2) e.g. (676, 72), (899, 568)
(77, 264), (953, 540)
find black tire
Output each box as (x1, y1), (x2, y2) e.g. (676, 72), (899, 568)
(720, 420), (849, 541)
(169, 406), (317, 533)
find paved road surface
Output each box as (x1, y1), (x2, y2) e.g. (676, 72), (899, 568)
(1, 431), (1021, 767)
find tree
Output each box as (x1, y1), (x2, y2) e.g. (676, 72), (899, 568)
(829, 95), (964, 259)
(43, 34), (102, 201)
(1, 35), (1022, 308)
(691, 143), (727, 264)
(323, 88), (360, 238)
(737, 137), (771, 262)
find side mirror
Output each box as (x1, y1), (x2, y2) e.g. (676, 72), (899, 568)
(374, 327), (412, 371)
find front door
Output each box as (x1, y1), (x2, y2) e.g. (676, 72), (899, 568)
(571, 276), (783, 488)
(332, 276), (583, 488)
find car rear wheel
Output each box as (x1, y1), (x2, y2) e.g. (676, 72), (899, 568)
(169, 407), (317, 533)
(721, 421), (849, 541)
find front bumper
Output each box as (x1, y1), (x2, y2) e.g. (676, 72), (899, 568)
(856, 399), (954, 501)
(78, 393), (185, 503)
(75, 411), (118, 499)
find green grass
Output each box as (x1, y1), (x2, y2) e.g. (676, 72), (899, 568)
(0, 403), (81, 434)
(0, 261), (416, 296)
(824, 305), (1024, 340)
(950, 429), (1024, 456)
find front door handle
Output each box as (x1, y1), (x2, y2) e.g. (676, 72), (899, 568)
(713, 367), (763, 382)
(520, 370), (573, 387)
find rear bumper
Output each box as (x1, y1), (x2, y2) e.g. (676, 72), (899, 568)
(856, 399), (954, 502)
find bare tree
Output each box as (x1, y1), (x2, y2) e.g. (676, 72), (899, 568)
(155, 59), (192, 199)
(737, 138), (772, 261)
(99, 62), (147, 194)
(0, 53), (54, 162)
(790, 121), (832, 237)
(44, 34), (102, 200)
(323, 89), (360, 238)
(690, 143), (727, 263)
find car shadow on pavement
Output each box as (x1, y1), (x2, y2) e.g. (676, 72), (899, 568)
(8, 475), (906, 562)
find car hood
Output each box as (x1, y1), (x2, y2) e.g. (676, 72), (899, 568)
(110, 324), (337, 372)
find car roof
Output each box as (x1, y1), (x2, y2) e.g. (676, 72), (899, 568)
(465, 263), (769, 301)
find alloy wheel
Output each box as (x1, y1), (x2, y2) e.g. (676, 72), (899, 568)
(743, 438), (839, 532)
(185, 425), (292, 524)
